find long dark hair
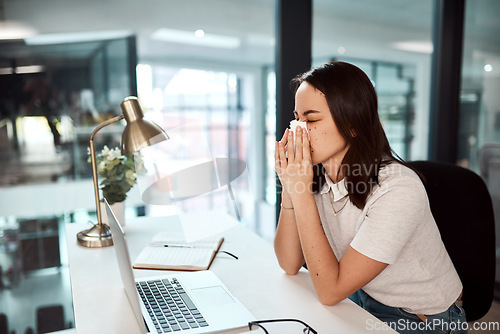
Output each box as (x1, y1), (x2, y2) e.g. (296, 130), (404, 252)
(292, 61), (405, 209)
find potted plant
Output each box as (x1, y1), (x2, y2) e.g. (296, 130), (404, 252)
(89, 145), (146, 225)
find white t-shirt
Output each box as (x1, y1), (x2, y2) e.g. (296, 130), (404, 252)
(314, 162), (462, 315)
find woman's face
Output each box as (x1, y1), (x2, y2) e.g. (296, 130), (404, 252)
(294, 81), (349, 169)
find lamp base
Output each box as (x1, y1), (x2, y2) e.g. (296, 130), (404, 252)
(77, 223), (114, 248)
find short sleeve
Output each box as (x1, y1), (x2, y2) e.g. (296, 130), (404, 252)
(350, 174), (428, 264)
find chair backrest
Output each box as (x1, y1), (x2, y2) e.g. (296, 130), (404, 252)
(408, 161), (496, 321)
(36, 305), (65, 334)
(0, 313), (8, 334)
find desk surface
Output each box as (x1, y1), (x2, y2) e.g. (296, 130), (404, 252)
(65, 213), (394, 333)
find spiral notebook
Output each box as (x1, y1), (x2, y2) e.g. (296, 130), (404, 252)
(133, 232), (224, 271)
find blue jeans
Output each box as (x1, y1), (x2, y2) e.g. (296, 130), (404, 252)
(349, 290), (467, 334)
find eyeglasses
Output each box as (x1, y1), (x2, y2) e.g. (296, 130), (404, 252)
(248, 319), (318, 334)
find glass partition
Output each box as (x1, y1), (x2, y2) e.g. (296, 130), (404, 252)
(459, 0), (500, 283)
(0, 36), (137, 333)
(264, 0), (434, 206)
(135, 64), (253, 221)
(312, 0), (433, 162)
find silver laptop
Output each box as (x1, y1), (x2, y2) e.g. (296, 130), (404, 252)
(104, 199), (256, 334)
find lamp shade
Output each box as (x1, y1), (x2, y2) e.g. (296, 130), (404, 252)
(120, 96), (169, 154)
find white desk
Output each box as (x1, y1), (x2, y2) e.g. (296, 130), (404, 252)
(65, 214), (395, 333)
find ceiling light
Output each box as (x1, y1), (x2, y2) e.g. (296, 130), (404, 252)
(337, 46), (346, 54)
(15, 65), (45, 74)
(0, 21), (37, 40)
(195, 29), (205, 38)
(392, 41), (433, 54)
(0, 65), (45, 75)
(0, 68), (14, 75)
(484, 64), (493, 72)
(25, 30), (132, 45)
(151, 28), (240, 49)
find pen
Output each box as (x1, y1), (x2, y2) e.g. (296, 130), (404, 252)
(151, 244), (194, 248)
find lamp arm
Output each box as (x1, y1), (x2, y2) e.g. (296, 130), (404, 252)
(89, 115), (125, 226)
(90, 115), (125, 141)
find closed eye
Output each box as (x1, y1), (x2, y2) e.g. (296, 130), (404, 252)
(294, 118), (317, 123)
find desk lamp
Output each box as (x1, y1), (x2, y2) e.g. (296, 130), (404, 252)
(77, 96), (169, 248)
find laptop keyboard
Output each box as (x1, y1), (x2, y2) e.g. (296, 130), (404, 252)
(137, 277), (209, 333)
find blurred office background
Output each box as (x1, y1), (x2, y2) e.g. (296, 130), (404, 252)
(0, 0), (499, 332)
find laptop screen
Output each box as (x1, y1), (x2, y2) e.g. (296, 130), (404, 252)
(104, 199), (148, 333)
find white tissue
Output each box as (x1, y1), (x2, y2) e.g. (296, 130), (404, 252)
(289, 120), (309, 143)
(288, 120), (309, 151)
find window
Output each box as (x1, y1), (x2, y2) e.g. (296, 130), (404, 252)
(312, 0), (433, 162)
(459, 0), (500, 282)
(136, 64), (254, 222)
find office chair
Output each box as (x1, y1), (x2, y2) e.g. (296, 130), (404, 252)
(0, 314), (7, 334)
(36, 305), (65, 334)
(408, 161), (496, 322)
(0, 313), (15, 334)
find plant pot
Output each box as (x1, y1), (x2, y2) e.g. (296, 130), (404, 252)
(100, 200), (126, 227)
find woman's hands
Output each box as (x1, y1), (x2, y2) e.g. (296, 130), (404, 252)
(274, 126), (311, 274)
(275, 126), (313, 204)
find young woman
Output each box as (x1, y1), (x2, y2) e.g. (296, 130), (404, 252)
(274, 61), (466, 334)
